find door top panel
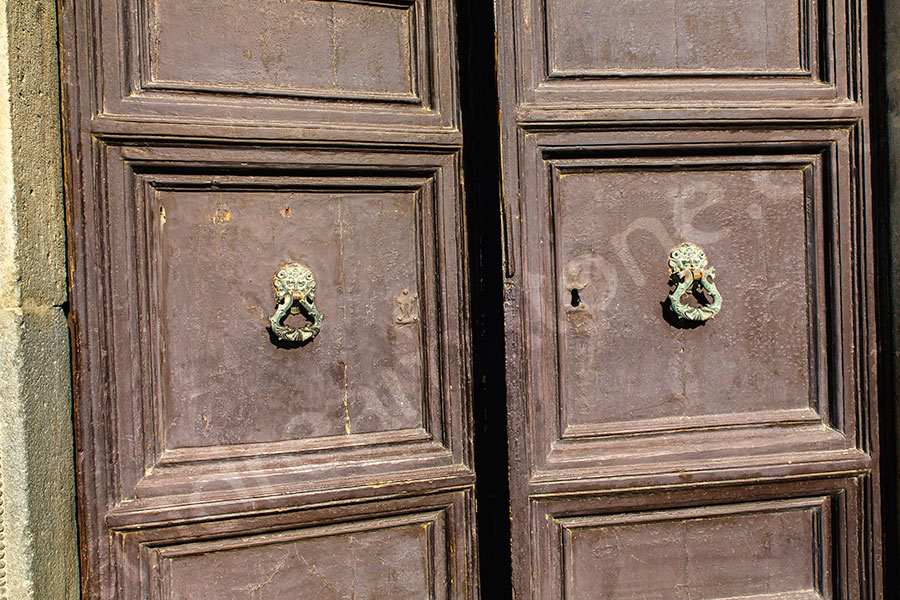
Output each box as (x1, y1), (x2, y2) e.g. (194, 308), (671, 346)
(549, 0), (805, 75)
(82, 0), (460, 136)
(149, 1), (417, 102)
(510, 0), (863, 108)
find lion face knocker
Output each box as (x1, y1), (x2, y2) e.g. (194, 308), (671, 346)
(268, 262), (324, 343)
(667, 242), (722, 322)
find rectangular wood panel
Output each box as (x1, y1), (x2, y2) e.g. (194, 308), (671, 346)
(146, 0), (417, 101)
(89, 144), (469, 504)
(528, 479), (864, 600)
(158, 189), (427, 448)
(555, 163), (815, 432)
(547, 0), (805, 75)
(154, 512), (446, 600)
(512, 0), (857, 107)
(86, 0), (460, 133)
(561, 502), (826, 600)
(513, 129), (862, 479)
(554, 498), (832, 600)
(112, 491), (473, 600)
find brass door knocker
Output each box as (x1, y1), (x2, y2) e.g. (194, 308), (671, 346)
(667, 242), (722, 322)
(268, 262), (324, 343)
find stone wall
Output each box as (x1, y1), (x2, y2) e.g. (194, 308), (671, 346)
(0, 0), (78, 597)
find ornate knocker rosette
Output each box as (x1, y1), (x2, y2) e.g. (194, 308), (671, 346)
(268, 262), (324, 343)
(667, 242), (722, 322)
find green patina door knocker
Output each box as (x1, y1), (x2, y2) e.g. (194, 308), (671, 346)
(667, 242), (722, 322)
(269, 262), (324, 343)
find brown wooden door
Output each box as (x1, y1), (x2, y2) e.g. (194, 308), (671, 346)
(61, 0), (885, 598)
(496, 0), (883, 598)
(60, 1), (477, 598)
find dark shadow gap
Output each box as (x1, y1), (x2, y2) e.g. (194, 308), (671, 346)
(867, 0), (898, 593)
(456, 0), (512, 597)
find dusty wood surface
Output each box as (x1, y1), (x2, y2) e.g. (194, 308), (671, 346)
(495, 0), (883, 597)
(59, 0), (477, 597)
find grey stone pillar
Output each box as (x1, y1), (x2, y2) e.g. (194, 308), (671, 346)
(0, 0), (78, 597)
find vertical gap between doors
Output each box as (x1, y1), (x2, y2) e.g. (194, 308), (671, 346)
(456, 0), (513, 597)
(868, 0), (899, 592)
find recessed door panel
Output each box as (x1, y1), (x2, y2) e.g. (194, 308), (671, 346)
(159, 189), (426, 448)
(528, 481), (857, 600)
(555, 164), (815, 434)
(92, 145), (470, 499)
(149, 1), (416, 100)
(514, 0), (855, 107)
(547, 0), (804, 75)
(562, 503), (822, 599)
(119, 491), (471, 600)
(87, 0), (459, 133)
(155, 512), (445, 600)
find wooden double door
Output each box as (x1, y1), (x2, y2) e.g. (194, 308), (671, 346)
(60, 0), (883, 597)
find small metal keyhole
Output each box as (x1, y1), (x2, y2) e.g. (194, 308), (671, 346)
(570, 289), (581, 308)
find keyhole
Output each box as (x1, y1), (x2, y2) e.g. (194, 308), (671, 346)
(570, 288), (581, 307)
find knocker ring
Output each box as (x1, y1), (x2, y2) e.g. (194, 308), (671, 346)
(268, 262), (324, 343)
(667, 242), (722, 322)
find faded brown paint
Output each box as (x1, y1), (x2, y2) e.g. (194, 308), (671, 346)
(548, 0), (803, 74)
(60, 0), (883, 596)
(496, 0), (882, 597)
(557, 167), (812, 431)
(159, 190), (424, 447)
(150, 0), (415, 98)
(563, 500), (824, 599)
(159, 515), (440, 599)
(529, 482), (857, 599)
(59, 0), (475, 597)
